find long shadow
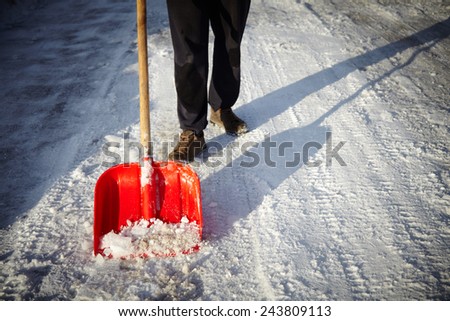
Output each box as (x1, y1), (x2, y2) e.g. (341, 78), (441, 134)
(243, 16), (450, 131)
(200, 17), (450, 240)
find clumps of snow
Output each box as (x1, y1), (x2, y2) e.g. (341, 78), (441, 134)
(100, 217), (201, 258)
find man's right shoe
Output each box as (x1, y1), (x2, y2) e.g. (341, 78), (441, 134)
(168, 130), (206, 163)
(210, 107), (248, 136)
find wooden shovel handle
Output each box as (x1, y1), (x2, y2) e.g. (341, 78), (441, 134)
(137, 0), (151, 156)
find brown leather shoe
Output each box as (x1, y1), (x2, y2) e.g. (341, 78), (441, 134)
(210, 107), (248, 136)
(168, 130), (206, 162)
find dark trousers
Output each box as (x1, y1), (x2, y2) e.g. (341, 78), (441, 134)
(166, 0), (251, 134)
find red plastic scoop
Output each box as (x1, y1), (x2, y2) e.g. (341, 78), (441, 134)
(93, 161), (202, 256)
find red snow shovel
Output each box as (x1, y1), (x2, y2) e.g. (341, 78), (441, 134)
(93, 0), (202, 257)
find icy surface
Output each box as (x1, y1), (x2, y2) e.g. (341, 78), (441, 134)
(100, 218), (201, 258)
(0, 0), (449, 300)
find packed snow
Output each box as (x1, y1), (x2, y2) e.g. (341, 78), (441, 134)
(0, 0), (449, 301)
(100, 218), (201, 258)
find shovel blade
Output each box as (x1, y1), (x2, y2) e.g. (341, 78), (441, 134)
(93, 161), (202, 256)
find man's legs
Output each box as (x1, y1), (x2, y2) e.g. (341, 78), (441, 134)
(166, 0), (251, 161)
(166, 0), (209, 135)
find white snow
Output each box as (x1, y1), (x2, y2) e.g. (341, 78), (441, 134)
(100, 218), (201, 258)
(0, 0), (449, 301)
(140, 159), (153, 187)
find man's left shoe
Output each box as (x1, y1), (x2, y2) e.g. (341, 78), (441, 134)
(210, 107), (248, 136)
(168, 130), (206, 163)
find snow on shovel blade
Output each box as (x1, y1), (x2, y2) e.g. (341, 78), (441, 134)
(93, 160), (202, 258)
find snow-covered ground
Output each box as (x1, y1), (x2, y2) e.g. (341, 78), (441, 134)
(0, 0), (449, 300)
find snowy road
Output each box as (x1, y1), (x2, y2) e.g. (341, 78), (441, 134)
(0, 0), (449, 300)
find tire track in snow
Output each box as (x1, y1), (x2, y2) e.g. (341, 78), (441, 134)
(306, 2), (450, 298)
(227, 2), (362, 299)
